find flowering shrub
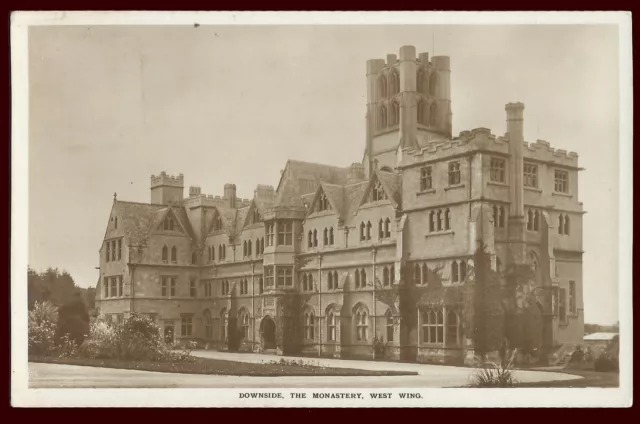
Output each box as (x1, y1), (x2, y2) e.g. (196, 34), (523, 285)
(78, 320), (118, 359)
(55, 334), (79, 358)
(28, 301), (58, 356)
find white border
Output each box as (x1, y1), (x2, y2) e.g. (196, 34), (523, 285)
(10, 11), (633, 408)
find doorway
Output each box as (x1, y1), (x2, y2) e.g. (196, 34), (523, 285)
(260, 316), (277, 351)
(164, 323), (175, 345)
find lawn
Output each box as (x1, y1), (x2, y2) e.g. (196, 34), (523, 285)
(512, 369), (619, 388)
(28, 355), (418, 377)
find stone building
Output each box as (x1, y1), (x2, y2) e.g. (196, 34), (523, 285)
(96, 45), (584, 364)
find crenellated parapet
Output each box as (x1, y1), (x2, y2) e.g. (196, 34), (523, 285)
(522, 139), (580, 168)
(150, 171), (184, 189)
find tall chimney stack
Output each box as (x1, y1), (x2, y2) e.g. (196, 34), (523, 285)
(505, 102), (527, 265)
(224, 183), (237, 208)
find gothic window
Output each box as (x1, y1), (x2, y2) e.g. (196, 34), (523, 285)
(259, 277), (264, 294)
(378, 219), (384, 239)
(313, 229), (318, 247)
(163, 215), (175, 231)
(459, 261), (467, 282)
(333, 271), (338, 289)
(527, 209), (535, 231)
(239, 309), (250, 339)
(366, 221), (372, 240)
(569, 281), (576, 314)
(429, 72), (438, 97)
(318, 192), (331, 211)
(103, 277), (109, 298)
(386, 311), (394, 342)
(360, 269), (367, 286)
(114, 217), (118, 229)
(533, 210), (540, 231)
(451, 261), (459, 283)
(371, 180), (387, 202)
(251, 208), (261, 224)
(383, 266), (390, 286)
(213, 213), (223, 231)
(329, 227), (334, 245)
(323, 228), (329, 246)
(220, 309), (227, 341)
(304, 310), (315, 340)
(106, 241), (110, 263)
(385, 218), (391, 238)
(190, 278), (197, 297)
(429, 211), (435, 232)
(354, 268), (360, 288)
(417, 99), (426, 125)
(420, 166), (432, 191)
(308, 230), (313, 248)
(171, 246), (177, 263)
(378, 105), (387, 130)
(448, 161), (461, 185)
(390, 265), (395, 284)
(243, 241), (247, 257)
(390, 101), (400, 126)
(162, 245), (168, 262)
(422, 263), (428, 285)
(181, 314), (193, 337)
(378, 74), (387, 99)
(389, 70), (400, 96)
(327, 311), (336, 342)
(429, 102), (437, 126)
(327, 272), (333, 291)
(437, 210), (443, 231)
(564, 214), (570, 235)
(355, 306), (369, 342)
(247, 240), (252, 256)
(558, 213), (564, 234)
(117, 239), (122, 260)
(360, 222), (366, 242)
(414, 263), (421, 284)
(444, 209), (451, 231)
(421, 309), (443, 344)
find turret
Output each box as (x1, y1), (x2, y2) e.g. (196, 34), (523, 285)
(150, 172), (184, 205)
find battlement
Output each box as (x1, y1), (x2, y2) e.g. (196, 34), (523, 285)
(523, 139), (580, 166)
(366, 45), (450, 74)
(150, 171), (184, 188)
(255, 184), (276, 200)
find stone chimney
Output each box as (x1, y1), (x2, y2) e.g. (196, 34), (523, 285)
(189, 186), (201, 197)
(224, 183), (237, 208)
(255, 184), (275, 200)
(505, 102), (527, 264)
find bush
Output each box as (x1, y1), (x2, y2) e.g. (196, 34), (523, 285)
(569, 345), (585, 364)
(594, 353), (619, 372)
(470, 349), (518, 387)
(56, 296), (90, 347)
(55, 334), (79, 358)
(28, 301), (58, 356)
(78, 320), (118, 359)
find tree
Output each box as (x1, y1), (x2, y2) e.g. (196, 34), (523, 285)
(55, 293), (90, 347)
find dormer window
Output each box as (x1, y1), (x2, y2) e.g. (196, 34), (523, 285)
(371, 180), (387, 202)
(163, 215), (175, 231)
(318, 192), (331, 212)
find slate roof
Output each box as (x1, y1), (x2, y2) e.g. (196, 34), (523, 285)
(374, 169), (402, 208)
(114, 201), (169, 245)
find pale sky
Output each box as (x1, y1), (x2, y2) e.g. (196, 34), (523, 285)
(27, 24), (620, 325)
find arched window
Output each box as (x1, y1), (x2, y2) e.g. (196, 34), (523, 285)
(564, 215), (570, 235)
(354, 268), (360, 288)
(417, 99), (426, 125)
(327, 310), (336, 341)
(385, 218), (391, 238)
(204, 310), (212, 338)
(429, 72), (438, 97)
(327, 272), (333, 290)
(437, 210), (443, 231)
(313, 229), (318, 247)
(499, 206), (505, 227)
(378, 105), (387, 130)
(259, 277), (264, 294)
(308, 230), (313, 248)
(422, 263), (428, 285)
(162, 245), (168, 262)
(383, 266), (390, 286)
(378, 219), (384, 239)
(493, 205), (499, 227)
(302, 274), (308, 292)
(329, 227), (334, 245)
(429, 211), (435, 232)
(496, 257), (502, 274)
(171, 246), (177, 263)
(444, 209), (451, 230)
(451, 261), (459, 283)
(378, 74), (387, 99)
(323, 228), (328, 246)
(446, 310), (459, 345)
(372, 180), (387, 202)
(308, 274), (314, 292)
(360, 222), (366, 241)
(333, 271), (338, 288)
(304, 310), (315, 340)
(390, 70), (400, 95)
(386, 311), (394, 342)
(558, 213), (564, 234)
(366, 221), (372, 240)
(318, 192), (331, 211)
(429, 102), (437, 126)
(243, 240), (247, 257)
(391, 101), (399, 126)
(191, 251), (197, 265)
(417, 68), (425, 93)
(360, 269), (367, 286)
(414, 263), (421, 284)
(527, 209), (534, 231)
(459, 261), (467, 282)
(390, 265), (395, 284)
(355, 306), (369, 342)
(533, 210), (540, 231)
(248, 240), (252, 256)
(239, 309), (249, 339)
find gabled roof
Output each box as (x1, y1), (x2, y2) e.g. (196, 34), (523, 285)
(307, 182), (343, 218)
(112, 201), (168, 245)
(148, 205), (196, 241)
(234, 205), (251, 231)
(342, 181), (369, 218)
(356, 169), (402, 210)
(206, 204), (237, 238)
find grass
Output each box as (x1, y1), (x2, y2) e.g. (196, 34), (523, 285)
(511, 369), (619, 388)
(28, 355), (418, 377)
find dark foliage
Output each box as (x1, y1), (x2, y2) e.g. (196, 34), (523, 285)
(55, 294), (90, 346)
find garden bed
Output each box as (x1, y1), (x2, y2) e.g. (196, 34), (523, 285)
(28, 355), (418, 377)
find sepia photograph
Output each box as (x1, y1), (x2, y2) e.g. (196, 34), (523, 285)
(11, 11), (632, 407)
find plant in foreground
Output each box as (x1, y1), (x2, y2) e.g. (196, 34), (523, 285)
(469, 348), (518, 387)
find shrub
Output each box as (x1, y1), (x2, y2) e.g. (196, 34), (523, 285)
(470, 349), (518, 387)
(569, 345), (585, 364)
(78, 320), (118, 359)
(56, 296), (90, 347)
(594, 353), (619, 372)
(55, 334), (79, 358)
(28, 301), (58, 356)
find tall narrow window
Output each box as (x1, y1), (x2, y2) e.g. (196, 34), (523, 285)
(569, 281), (576, 314)
(117, 239), (122, 260)
(170, 277), (176, 296)
(277, 221), (292, 245)
(266, 222), (275, 247)
(360, 222), (366, 241)
(378, 105), (387, 130)
(446, 310), (459, 345)
(355, 308), (368, 341)
(448, 161), (461, 185)
(204, 310), (212, 338)
(499, 206), (505, 227)
(414, 263), (421, 285)
(490, 158), (506, 183)
(378, 75), (387, 99)
(378, 220), (384, 239)
(103, 277), (109, 298)
(459, 261), (467, 282)
(265, 267), (274, 288)
(247, 240), (252, 257)
(318, 192), (331, 211)
(189, 278), (197, 297)
(308, 230), (313, 248)
(559, 288), (567, 322)
(451, 261), (459, 283)
(554, 169), (569, 193)
(417, 99), (425, 125)
(389, 70), (399, 96)
(354, 268), (360, 288)
(385, 218), (391, 238)
(533, 210), (540, 232)
(161, 276), (168, 297)
(420, 166), (432, 191)
(162, 245), (168, 262)
(564, 215), (570, 235)
(240, 310), (249, 339)
(327, 272), (333, 291)
(106, 241), (111, 263)
(366, 221), (372, 240)
(181, 315), (193, 337)
(422, 264), (428, 285)
(436, 210), (443, 231)
(323, 228), (329, 246)
(114, 217), (118, 229)
(327, 311), (336, 341)
(391, 101), (399, 126)
(444, 209), (451, 231)
(304, 311), (315, 340)
(429, 103), (437, 126)
(313, 229), (318, 247)
(429, 211), (435, 232)
(527, 209), (534, 231)
(372, 180), (387, 202)
(386, 311), (394, 342)
(259, 277), (264, 294)
(429, 72), (437, 96)
(171, 246), (177, 263)
(360, 269), (367, 286)
(524, 163), (538, 188)
(383, 266), (390, 287)
(243, 241), (247, 257)
(329, 228), (334, 245)
(118, 276), (123, 297)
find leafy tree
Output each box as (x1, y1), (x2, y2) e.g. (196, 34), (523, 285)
(28, 301), (58, 356)
(55, 293), (90, 347)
